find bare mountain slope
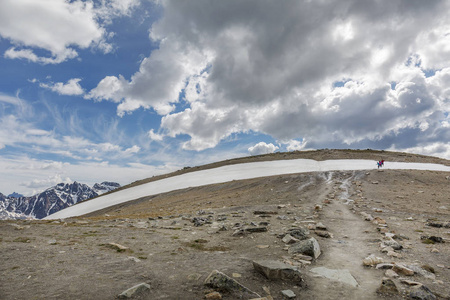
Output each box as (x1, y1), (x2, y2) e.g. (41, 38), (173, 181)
(1, 150), (449, 300)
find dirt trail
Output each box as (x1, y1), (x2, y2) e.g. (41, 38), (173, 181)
(306, 171), (389, 299)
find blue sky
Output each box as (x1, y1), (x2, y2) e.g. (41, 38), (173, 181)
(0, 0), (449, 196)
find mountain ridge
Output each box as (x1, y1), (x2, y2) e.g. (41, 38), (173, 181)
(0, 181), (120, 220)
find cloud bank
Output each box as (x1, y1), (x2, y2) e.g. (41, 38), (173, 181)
(85, 0), (449, 158)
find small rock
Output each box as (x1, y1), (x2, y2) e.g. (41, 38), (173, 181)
(254, 211), (278, 215)
(361, 212), (374, 221)
(406, 265), (436, 280)
(48, 239), (57, 245)
(314, 204), (322, 211)
(409, 284), (436, 300)
(282, 234), (299, 244)
(232, 273), (242, 278)
(106, 243), (129, 252)
(373, 217), (386, 225)
(315, 230), (333, 238)
(205, 291), (222, 300)
(426, 222), (444, 228)
(376, 278), (399, 295)
(363, 254), (383, 266)
(256, 245), (270, 249)
(400, 279), (422, 286)
(287, 228), (310, 240)
(315, 222), (327, 230)
(292, 254), (313, 261)
(281, 289), (296, 299)
(392, 264), (414, 276)
(382, 239), (403, 250)
(253, 260), (303, 282)
(126, 256), (141, 263)
(387, 251), (402, 258)
(376, 263), (394, 270)
(204, 270), (260, 298)
(385, 269), (399, 278)
(118, 283), (150, 299)
(430, 248), (439, 253)
(288, 237), (321, 259)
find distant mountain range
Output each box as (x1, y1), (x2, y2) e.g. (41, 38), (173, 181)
(0, 181), (120, 220)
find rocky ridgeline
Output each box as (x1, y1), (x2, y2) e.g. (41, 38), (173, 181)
(0, 181), (120, 219)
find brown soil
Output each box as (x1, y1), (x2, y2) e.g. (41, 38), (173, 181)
(1, 150), (449, 299)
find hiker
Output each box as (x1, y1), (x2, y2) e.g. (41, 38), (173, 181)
(381, 160), (385, 167)
(377, 161), (382, 169)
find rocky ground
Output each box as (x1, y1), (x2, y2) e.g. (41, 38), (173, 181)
(1, 150), (449, 300)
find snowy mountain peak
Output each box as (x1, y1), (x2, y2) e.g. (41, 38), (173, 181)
(0, 181), (120, 220)
(93, 182), (121, 195)
(7, 192), (24, 198)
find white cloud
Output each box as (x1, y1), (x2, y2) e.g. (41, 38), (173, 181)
(40, 78), (84, 96)
(285, 140), (307, 152)
(0, 0), (113, 64)
(0, 155), (177, 196)
(84, 0), (450, 155)
(248, 142), (279, 156)
(23, 174), (72, 191)
(124, 145), (140, 154)
(390, 142), (450, 160)
(148, 129), (164, 141)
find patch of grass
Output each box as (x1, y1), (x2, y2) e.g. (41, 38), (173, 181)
(421, 239), (435, 245)
(138, 256), (147, 260)
(171, 236), (179, 240)
(83, 231), (98, 237)
(414, 229), (424, 232)
(11, 266), (19, 270)
(194, 239), (208, 243)
(13, 237), (31, 243)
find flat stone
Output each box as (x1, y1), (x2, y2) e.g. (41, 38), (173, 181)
(400, 279), (422, 286)
(310, 267), (358, 287)
(392, 264), (414, 276)
(376, 263), (394, 270)
(315, 230), (332, 238)
(204, 270), (260, 298)
(288, 237), (321, 259)
(281, 289), (296, 299)
(253, 260), (303, 282)
(106, 243), (129, 252)
(254, 211), (278, 215)
(118, 283), (150, 299)
(406, 265), (436, 280)
(409, 284), (436, 300)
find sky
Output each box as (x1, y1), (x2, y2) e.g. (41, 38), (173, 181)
(0, 0), (449, 196)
